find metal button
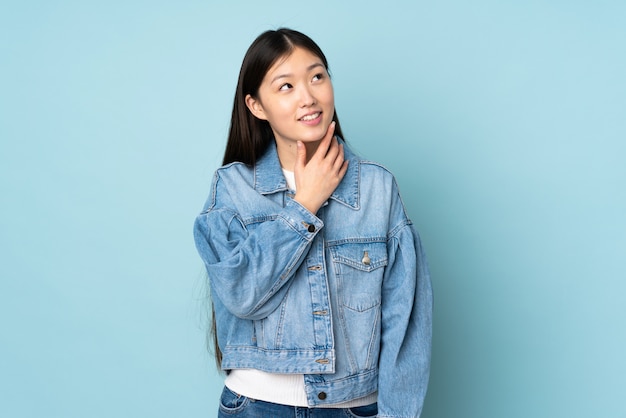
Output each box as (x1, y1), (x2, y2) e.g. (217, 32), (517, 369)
(362, 251), (371, 265)
(318, 392), (327, 400)
(307, 224), (316, 233)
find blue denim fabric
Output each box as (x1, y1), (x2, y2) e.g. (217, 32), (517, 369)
(194, 141), (433, 417)
(218, 386), (378, 417)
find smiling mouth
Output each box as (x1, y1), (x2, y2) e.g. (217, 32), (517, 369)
(299, 112), (321, 121)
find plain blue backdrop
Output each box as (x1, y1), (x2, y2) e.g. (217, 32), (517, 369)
(1, 1), (625, 417)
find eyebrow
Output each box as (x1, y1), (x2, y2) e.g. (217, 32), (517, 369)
(270, 63), (325, 84)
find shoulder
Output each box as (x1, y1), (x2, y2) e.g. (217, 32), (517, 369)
(201, 162), (255, 211)
(357, 159), (400, 193)
(359, 159), (396, 177)
(343, 142), (398, 184)
(347, 151), (412, 226)
(214, 161), (254, 183)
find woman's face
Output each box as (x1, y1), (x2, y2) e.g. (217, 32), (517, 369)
(246, 46), (335, 150)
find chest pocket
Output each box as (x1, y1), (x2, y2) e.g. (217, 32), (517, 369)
(329, 241), (388, 312)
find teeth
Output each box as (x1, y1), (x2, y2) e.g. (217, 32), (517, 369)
(301, 112), (320, 121)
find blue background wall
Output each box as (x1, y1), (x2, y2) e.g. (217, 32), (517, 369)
(1, 1), (625, 417)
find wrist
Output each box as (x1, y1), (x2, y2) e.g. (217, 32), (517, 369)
(293, 194), (321, 215)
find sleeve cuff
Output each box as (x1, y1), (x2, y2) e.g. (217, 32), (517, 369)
(282, 198), (324, 240)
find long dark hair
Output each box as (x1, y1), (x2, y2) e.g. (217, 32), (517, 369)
(210, 28), (344, 370)
(222, 28), (344, 166)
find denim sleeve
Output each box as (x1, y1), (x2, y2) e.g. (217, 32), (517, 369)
(378, 223), (433, 418)
(193, 182), (323, 321)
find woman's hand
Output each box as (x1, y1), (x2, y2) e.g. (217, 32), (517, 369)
(293, 121), (349, 214)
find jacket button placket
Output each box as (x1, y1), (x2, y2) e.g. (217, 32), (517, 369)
(306, 230), (333, 368)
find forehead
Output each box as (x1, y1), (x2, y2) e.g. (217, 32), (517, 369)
(265, 47), (324, 79)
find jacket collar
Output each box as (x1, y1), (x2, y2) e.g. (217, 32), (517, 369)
(254, 139), (360, 210)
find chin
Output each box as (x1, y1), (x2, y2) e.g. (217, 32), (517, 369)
(302, 134), (326, 144)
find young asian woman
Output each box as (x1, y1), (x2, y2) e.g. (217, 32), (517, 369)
(193, 28), (433, 418)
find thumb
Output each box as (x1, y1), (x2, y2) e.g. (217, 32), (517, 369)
(295, 141), (307, 169)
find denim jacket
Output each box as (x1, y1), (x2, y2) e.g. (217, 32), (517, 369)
(193, 141), (433, 418)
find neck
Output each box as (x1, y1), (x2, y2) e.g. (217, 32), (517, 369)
(276, 140), (321, 170)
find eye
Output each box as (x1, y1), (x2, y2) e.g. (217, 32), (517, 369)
(312, 73), (325, 82)
(279, 83), (293, 91)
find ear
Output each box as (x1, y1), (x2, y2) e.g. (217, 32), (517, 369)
(245, 94), (268, 121)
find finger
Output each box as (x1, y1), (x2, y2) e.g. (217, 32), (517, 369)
(295, 141), (307, 170)
(325, 120), (336, 140)
(337, 160), (349, 180)
(332, 143), (346, 171)
(325, 135), (340, 162)
(314, 121), (336, 159)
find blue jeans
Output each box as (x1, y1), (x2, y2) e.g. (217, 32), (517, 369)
(217, 386), (378, 417)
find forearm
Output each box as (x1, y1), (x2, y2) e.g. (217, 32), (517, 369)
(378, 226), (433, 417)
(194, 198), (323, 320)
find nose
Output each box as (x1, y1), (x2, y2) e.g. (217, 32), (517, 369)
(299, 84), (316, 107)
